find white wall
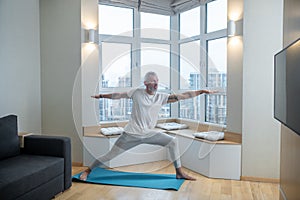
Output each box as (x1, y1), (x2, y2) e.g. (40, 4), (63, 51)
(226, 0), (243, 133)
(81, 0), (99, 126)
(242, 0), (283, 179)
(40, 0), (82, 163)
(0, 0), (41, 132)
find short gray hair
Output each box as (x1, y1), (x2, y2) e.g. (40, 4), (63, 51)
(144, 71), (158, 82)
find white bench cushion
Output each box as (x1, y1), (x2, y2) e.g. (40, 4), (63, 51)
(193, 131), (224, 141)
(156, 122), (188, 130)
(100, 127), (124, 136)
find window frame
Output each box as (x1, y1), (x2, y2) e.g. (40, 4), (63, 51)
(97, 2), (227, 125)
(178, 4), (227, 124)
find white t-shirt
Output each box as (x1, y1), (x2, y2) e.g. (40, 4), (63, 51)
(124, 88), (169, 135)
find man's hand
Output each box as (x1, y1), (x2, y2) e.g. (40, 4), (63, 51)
(91, 95), (100, 99)
(167, 89), (219, 103)
(90, 92), (128, 99)
(201, 90), (218, 94)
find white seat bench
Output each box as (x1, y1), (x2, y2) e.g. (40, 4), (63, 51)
(82, 120), (242, 180)
(168, 129), (241, 180)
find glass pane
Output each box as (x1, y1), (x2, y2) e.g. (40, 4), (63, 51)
(180, 7), (200, 39)
(141, 12), (170, 40)
(179, 96), (201, 120)
(141, 43), (170, 89)
(101, 42), (131, 88)
(98, 5), (133, 36)
(207, 37), (227, 87)
(99, 98), (132, 121)
(207, 0), (227, 33)
(206, 94), (227, 125)
(179, 40), (201, 89)
(159, 104), (171, 118)
(179, 40), (202, 121)
(206, 37), (227, 125)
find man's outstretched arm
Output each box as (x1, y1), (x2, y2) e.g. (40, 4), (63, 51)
(91, 92), (129, 99)
(167, 90), (217, 103)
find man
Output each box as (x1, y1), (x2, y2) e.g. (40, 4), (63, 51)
(80, 71), (216, 181)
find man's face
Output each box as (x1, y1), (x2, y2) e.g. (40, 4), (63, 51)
(144, 75), (158, 94)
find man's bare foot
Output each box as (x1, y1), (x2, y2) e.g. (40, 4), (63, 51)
(176, 173), (196, 180)
(79, 168), (91, 181)
(175, 167), (196, 181)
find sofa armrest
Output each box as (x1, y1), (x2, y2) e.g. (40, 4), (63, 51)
(23, 135), (72, 190)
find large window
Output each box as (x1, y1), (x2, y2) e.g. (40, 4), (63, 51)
(98, 5), (134, 121)
(178, 0), (227, 124)
(98, 1), (227, 125)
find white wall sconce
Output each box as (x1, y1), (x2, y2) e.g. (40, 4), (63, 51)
(84, 29), (98, 44)
(227, 19), (243, 37)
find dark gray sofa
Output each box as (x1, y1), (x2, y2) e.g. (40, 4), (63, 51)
(0, 115), (72, 200)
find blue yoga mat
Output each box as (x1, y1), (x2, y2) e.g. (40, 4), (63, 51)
(72, 167), (184, 191)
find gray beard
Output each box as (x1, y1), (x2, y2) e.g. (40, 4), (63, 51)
(148, 86), (157, 93)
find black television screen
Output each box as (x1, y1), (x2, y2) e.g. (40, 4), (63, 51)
(274, 38), (300, 136)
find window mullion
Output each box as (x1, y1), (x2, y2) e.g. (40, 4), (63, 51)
(132, 8), (141, 87)
(199, 4), (207, 123)
(170, 13), (179, 119)
(99, 40), (103, 92)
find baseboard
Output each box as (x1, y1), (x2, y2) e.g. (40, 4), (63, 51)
(72, 162), (83, 167)
(240, 176), (279, 183)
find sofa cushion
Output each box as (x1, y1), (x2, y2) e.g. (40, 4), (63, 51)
(0, 154), (64, 200)
(0, 115), (20, 160)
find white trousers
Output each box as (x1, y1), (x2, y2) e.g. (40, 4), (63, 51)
(90, 131), (182, 169)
